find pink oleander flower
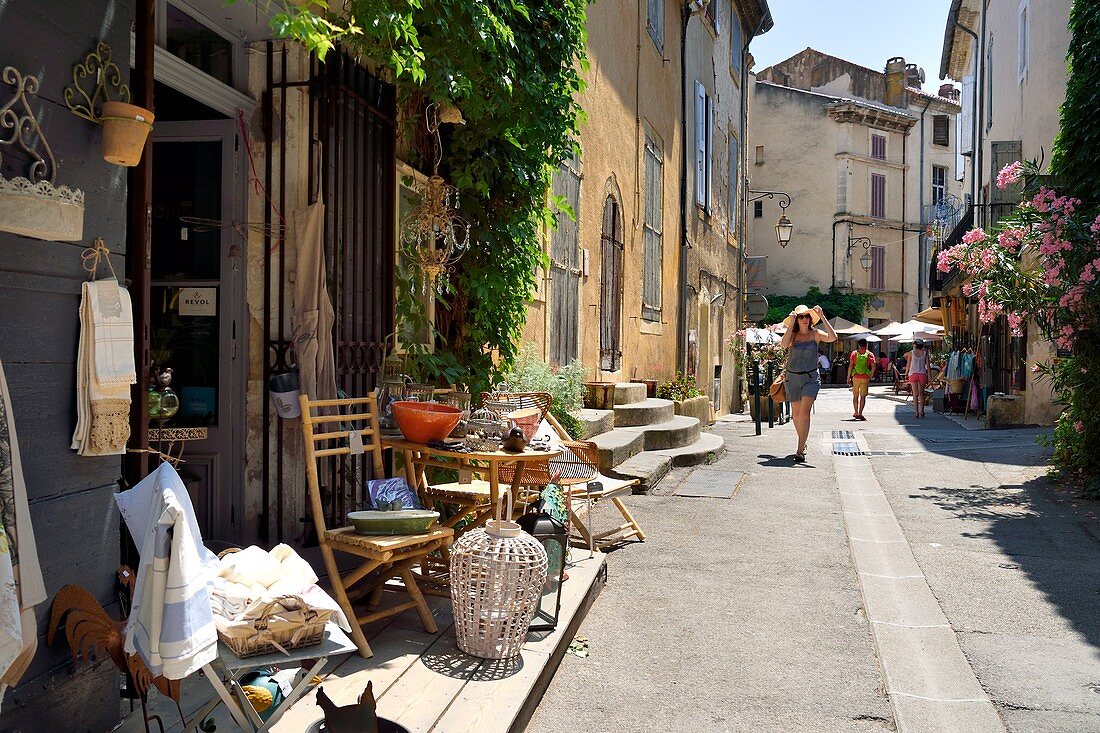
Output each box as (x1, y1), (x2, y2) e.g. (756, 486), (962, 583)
(962, 228), (988, 245)
(997, 228), (1025, 252)
(1006, 312), (1024, 336)
(1081, 264), (1095, 284)
(1031, 186), (1058, 213)
(996, 161), (1024, 189)
(1074, 420), (1085, 434)
(1091, 214), (1100, 234)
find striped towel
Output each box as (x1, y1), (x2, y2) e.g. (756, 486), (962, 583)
(71, 280), (136, 456)
(90, 280), (137, 385)
(116, 463), (218, 680)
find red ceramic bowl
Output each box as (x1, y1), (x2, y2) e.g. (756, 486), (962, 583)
(391, 401), (462, 444)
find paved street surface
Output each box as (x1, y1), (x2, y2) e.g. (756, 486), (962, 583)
(528, 386), (1100, 733)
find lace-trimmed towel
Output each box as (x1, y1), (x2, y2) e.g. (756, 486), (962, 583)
(71, 280), (137, 456)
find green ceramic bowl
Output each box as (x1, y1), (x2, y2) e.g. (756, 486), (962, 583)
(347, 509), (440, 535)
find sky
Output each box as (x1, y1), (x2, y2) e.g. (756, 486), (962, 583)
(751, 0), (956, 89)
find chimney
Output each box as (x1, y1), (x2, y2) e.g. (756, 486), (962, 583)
(904, 63), (923, 89)
(885, 56), (908, 108)
(939, 83), (960, 101)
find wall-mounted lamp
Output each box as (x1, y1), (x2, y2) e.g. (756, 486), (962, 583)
(748, 190), (793, 247)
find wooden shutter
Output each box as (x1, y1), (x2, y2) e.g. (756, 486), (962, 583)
(959, 75), (974, 154)
(730, 9), (742, 74)
(705, 93), (714, 212)
(933, 115), (949, 146)
(871, 173), (886, 218)
(695, 81), (706, 208)
(600, 197), (624, 372)
(549, 159), (581, 365)
(642, 136), (663, 322)
(870, 245), (886, 290)
(871, 134), (886, 160)
(728, 133), (738, 232)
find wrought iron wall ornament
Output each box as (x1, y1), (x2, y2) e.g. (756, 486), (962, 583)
(64, 42), (131, 124)
(0, 66), (84, 241)
(0, 66), (57, 184)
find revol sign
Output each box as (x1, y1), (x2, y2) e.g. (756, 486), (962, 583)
(179, 287), (217, 316)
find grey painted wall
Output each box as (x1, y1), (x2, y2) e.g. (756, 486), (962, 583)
(0, 1), (132, 730)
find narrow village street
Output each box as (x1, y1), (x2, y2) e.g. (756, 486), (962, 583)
(529, 387), (1100, 733)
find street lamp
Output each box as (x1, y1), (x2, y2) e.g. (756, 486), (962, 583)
(748, 190), (794, 247)
(847, 235), (873, 270)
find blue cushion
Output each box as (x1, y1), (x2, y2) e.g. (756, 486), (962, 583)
(365, 477), (423, 511)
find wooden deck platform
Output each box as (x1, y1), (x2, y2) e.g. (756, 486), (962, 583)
(119, 549), (607, 733)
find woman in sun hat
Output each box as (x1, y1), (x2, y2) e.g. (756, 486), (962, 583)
(779, 304), (838, 463)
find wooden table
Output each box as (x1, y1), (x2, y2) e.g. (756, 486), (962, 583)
(381, 438), (559, 591)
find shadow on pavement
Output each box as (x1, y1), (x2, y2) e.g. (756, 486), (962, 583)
(911, 475), (1100, 649)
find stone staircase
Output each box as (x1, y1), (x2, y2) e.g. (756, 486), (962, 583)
(572, 382), (724, 493)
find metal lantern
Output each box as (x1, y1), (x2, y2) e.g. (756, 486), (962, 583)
(517, 508), (568, 632)
(450, 491), (548, 659)
(775, 213), (793, 247)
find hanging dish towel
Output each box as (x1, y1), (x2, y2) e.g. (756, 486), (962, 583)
(0, 359), (47, 699)
(291, 202), (337, 401)
(115, 463), (218, 680)
(71, 280), (137, 456)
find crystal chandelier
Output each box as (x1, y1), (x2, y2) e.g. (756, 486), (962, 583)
(401, 105), (471, 292)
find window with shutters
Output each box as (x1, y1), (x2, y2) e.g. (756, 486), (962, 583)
(1018, 0), (1029, 81)
(932, 115), (949, 146)
(754, 200), (762, 218)
(870, 173), (886, 219)
(549, 154), (581, 365)
(704, 0), (719, 33)
(730, 6), (742, 75)
(870, 245), (886, 290)
(695, 81), (713, 212)
(647, 0), (663, 50)
(932, 165), (947, 205)
(871, 133), (886, 160)
(642, 135), (663, 322)
(990, 140), (1023, 227)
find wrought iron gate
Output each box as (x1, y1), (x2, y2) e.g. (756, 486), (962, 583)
(262, 45), (396, 542)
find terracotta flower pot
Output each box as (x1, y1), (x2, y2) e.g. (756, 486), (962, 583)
(101, 101), (154, 167)
(583, 381), (616, 410)
(631, 378), (658, 398)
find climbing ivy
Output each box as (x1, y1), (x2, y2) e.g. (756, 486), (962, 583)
(253, 0), (589, 397)
(1050, 0), (1100, 201)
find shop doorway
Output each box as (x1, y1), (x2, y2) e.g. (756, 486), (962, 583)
(149, 118), (244, 541)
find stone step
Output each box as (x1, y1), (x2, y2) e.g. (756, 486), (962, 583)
(572, 408), (615, 439)
(620, 415), (701, 450)
(652, 431), (726, 467)
(589, 428), (645, 472)
(613, 398), (675, 427)
(613, 382), (648, 405)
(605, 452), (673, 495)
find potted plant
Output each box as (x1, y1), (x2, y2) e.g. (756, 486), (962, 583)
(630, 364), (660, 398)
(657, 372), (711, 424)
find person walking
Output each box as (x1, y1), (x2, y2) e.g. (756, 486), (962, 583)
(905, 339), (930, 417)
(847, 338), (876, 420)
(780, 305), (838, 463)
(817, 349), (831, 384)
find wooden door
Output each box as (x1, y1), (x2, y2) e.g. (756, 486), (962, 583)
(599, 196), (624, 372)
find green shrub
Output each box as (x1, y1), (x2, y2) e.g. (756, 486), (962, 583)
(657, 372), (702, 402)
(504, 345), (587, 439)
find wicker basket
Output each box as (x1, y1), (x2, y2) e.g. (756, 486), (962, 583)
(216, 594), (332, 658)
(450, 490), (548, 659)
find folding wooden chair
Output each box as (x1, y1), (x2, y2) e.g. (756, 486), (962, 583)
(300, 394), (453, 658)
(552, 441), (645, 551)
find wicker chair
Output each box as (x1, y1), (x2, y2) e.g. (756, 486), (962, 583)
(299, 394), (453, 658)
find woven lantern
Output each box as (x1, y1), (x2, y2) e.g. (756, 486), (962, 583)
(450, 490), (548, 659)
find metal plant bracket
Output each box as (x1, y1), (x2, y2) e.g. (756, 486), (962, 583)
(0, 66), (57, 184)
(64, 42), (131, 124)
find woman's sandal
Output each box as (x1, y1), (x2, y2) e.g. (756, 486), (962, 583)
(793, 451), (806, 463)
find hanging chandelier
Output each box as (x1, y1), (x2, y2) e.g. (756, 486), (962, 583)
(401, 105), (471, 292)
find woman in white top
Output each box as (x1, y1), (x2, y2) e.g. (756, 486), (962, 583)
(904, 339), (930, 418)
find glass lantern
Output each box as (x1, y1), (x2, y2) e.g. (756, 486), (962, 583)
(517, 506), (568, 632)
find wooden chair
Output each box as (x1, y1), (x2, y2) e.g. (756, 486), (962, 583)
(486, 393), (646, 550)
(299, 394), (453, 658)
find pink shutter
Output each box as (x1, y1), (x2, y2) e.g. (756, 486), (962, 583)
(871, 174), (886, 218)
(871, 134), (886, 160)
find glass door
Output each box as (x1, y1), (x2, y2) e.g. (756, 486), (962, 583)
(150, 120), (243, 541)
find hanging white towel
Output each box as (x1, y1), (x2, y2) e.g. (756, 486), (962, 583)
(72, 280), (136, 456)
(116, 463), (218, 680)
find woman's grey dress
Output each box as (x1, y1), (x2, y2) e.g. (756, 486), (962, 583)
(785, 339), (821, 402)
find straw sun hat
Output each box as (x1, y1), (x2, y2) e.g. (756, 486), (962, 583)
(782, 304), (822, 330)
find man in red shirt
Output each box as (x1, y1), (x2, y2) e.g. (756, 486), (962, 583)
(848, 338), (876, 420)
